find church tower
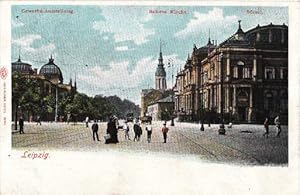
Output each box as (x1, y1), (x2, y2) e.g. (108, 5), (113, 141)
(155, 41), (167, 91)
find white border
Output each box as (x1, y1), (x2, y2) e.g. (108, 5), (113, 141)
(1, 1), (299, 194)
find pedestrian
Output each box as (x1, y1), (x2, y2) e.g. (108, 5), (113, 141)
(133, 122), (140, 142)
(91, 120), (100, 141)
(274, 115), (282, 137)
(105, 117), (119, 144)
(85, 116), (89, 128)
(19, 116), (24, 134)
(145, 124), (152, 143)
(263, 117), (269, 138)
(137, 124), (142, 141)
(161, 123), (169, 143)
(36, 115), (41, 125)
(67, 113), (71, 124)
(123, 121), (131, 140)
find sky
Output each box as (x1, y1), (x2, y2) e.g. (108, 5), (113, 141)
(11, 5), (288, 105)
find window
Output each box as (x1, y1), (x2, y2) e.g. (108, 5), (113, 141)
(233, 67), (238, 78)
(243, 67), (251, 78)
(265, 67), (275, 80)
(280, 68), (288, 79)
(234, 60), (245, 79)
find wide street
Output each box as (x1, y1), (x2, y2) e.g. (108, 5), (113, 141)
(12, 121), (288, 165)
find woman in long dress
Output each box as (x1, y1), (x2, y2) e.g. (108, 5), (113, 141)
(105, 117), (119, 144)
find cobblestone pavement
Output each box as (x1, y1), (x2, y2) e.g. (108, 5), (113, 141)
(12, 121), (288, 165)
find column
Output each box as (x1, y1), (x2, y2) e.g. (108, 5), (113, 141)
(226, 54), (230, 81)
(226, 87), (230, 112)
(248, 87), (253, 122)
(253, 55), (257, 81)
(233, 85), (237, 114)
(218, 85), (222, 113)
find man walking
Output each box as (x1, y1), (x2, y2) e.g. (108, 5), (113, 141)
(91, 120), (100, 141)
(161, 123), (169, 143)
(123, 121), (131, 140)
(19, 116), (24, 134)
(274, 115), (282, 137)
(145, 124), (152, 143)
(85, 116), (89, 128)
(133, 122), (141, 141)
(36, 115), (41, 125)
(263, 117), (269, 138)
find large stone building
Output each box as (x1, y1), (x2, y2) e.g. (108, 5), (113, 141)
(12, 55), (76, 122)
(174, 21), (288, 124)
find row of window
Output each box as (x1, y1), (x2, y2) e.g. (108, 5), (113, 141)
(265, 67), (287, 80)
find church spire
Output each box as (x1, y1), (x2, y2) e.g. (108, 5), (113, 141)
(158, 39), (163, 65)
(208, 29), (212, 45)
(17, 49), (21, 62)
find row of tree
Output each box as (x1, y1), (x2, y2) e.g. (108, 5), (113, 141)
(12, 72), (140, 123)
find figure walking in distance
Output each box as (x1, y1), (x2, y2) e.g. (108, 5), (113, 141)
(36, 115), (41, 125)
(145, 124), (152, 143)
(19, 116), (24, 134)
(123, 121), (131, 140)
(274, 115), (282, 137)
(263, 117), (269, 138)
(105, 117), (119, 144)
(85, 116), (89, 128)
(91, 120), (100, 141)
(133, 122), (140, 141)
(161, 123), (169, 143)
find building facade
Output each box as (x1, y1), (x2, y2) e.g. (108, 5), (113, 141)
(174, 21), (288, 124)
(147, 95), (174, 121)
(12, 55), (76, 122)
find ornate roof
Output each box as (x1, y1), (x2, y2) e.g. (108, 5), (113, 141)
(39, 56), (63, 83)
(12, 56), (33, 73)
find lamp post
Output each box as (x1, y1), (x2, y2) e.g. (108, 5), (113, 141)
(55, 85), (58, 122)
(218, 51), (225, 135)
(168, 58), (175, 126)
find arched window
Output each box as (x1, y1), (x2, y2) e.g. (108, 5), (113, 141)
(234, 60), (245, 78)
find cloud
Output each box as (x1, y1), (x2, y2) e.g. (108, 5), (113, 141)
(12, 34), (56, 60)
(93, 8), (155, 45)
(12, 19), (24, 28)
(115, 46), (129, 51)
(78, 54), (185, 104)
(175, 8), (238, 38)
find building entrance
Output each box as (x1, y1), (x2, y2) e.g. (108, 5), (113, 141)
(238, 107), (247, 122)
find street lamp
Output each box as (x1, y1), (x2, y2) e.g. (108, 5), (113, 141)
(55, 85), (58, 122)
(168, 58), (175, 126)
(218, 51), (225, 135)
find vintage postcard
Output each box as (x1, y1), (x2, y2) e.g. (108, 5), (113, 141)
(0, 1), (299, 194)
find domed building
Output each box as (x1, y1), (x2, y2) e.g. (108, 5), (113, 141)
(12, 54), (77, 122)
(12, 55), (35, 74)
(39, 55), (63, 84)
